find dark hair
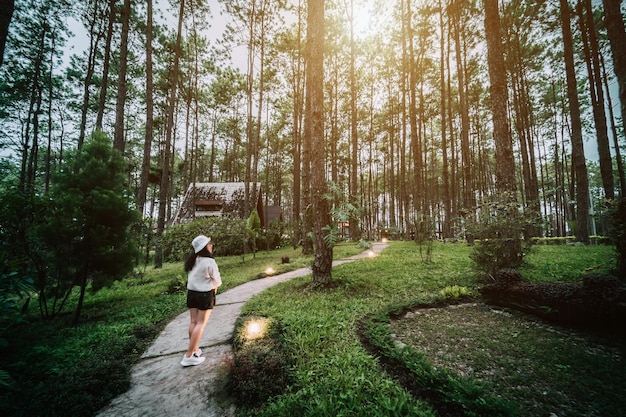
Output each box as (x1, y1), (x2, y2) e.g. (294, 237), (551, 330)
(184, 248), (214, 272)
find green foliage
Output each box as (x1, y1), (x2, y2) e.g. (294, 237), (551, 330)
(0, 256), (35, 389)
(439, 285), (470, 299)
(247, 209), (262, 255)
(413, 213), (435, 263)
(228, 316), (293, 407)
(467, 196), (537, 275)
(247, 209), (262, 234)
(162, 217), (289, 261)
(237, 242), (620, 416)
(325, 181), (362, 245)
(161, 217), (249, 261)
(0, 242), (618, 416)
(0, 244), (366, 416)
(40, 132), (140, 323)
(362, 313), (516, 416)
(358, 239), (372, 249)
(532, 236), (611, 245)
(606, 198), (626, 279)
(166, 274), (187, 294)
(256, 220), (289, 251)
(521, 244), (615, 283)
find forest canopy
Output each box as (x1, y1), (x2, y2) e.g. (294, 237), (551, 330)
(0, 0), (625, 249)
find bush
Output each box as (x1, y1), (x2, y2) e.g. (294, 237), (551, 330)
(467, 195), (537, 276)
(607, 198), (626, 279)
(492, 268), (524, 286)
(227, 316), (292, 407)
(161, 217), (287, 261)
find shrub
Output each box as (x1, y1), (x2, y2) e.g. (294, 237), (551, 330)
(161, 217), (248, 261)
(227, 316), (292, 407)
(607, 198), (626, 279)
(467, 195), (537, 276)
(492, 268), (524, 286)
(161, 217), (288, 261)
(165, 274), (186, 294)
(582, 273), (622, 300)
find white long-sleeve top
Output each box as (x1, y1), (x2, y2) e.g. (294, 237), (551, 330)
(187, 256), (222, 292)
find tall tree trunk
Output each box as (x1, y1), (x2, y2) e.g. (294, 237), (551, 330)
(399, 0), (408, 236)
(0, 0), (14, 67)
(292, 1), (303, 249)
(559, 0), (590, 243)
(21, 23), (46, 192)
(446, 26), (458, 224)
(407, 0), (423, 218)
(301, 50), (312, 255)
(113, 0), (131, 153)
(439, 0), (451, 239)
(602, 0), (626, 142)
(138, 0), (154, 216)
(601, 52), (626, 196)
(45, 30), (55, 193)
(349, 0), (359, 240)
(155, 0), (184, 268)
(387, 77), (396, 230)
(78, 3), (104, 150)
(244, 0), (256, 214)
(578, 0), (614, 201)
(252, 0), (269, 212)
(307, 0), (331, 284)
(484, 0), (516, 196)
(96, 0), (115, 130)
(451, 0), (474, 210)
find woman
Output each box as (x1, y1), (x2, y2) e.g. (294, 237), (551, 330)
(181, 234), (222, 367)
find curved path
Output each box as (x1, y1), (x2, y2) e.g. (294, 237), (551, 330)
(97, 243), (388, 417)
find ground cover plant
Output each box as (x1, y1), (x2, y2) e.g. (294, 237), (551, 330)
(231, 241), (624, 416)
(389, 303), (625, 416)
(0, 243), (364, 417)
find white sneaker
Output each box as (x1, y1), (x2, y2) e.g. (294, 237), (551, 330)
(181, 353), (206, 367)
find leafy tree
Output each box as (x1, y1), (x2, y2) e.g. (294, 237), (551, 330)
(42, 131), (139, 325)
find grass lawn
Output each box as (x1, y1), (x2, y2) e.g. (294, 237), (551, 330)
(1, 240), (622, 417)
(232, 241), (624, 416)
(0, 243), (364, 417)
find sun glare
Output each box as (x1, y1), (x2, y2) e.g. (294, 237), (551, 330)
(352, 6), (375, 37)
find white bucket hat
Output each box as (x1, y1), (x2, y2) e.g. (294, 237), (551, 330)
(191, 235), (212, 253)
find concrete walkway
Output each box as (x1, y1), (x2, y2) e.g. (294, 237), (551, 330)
(96, 243), (388, 417)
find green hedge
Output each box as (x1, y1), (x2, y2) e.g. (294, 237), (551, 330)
(160, 217), (289, 262)
(532, 236), (610, 245)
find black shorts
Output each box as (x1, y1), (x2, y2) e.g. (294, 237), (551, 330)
(186, 289), (216, 310)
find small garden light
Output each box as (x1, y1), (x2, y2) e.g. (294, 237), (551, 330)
(244, 319), (268, 341)
(368, 250), (376, 257)
(265, 267), (275, 275)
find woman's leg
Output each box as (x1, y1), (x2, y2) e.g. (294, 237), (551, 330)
(185, 308), (212, 357)
(188, 308), (199, 339)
